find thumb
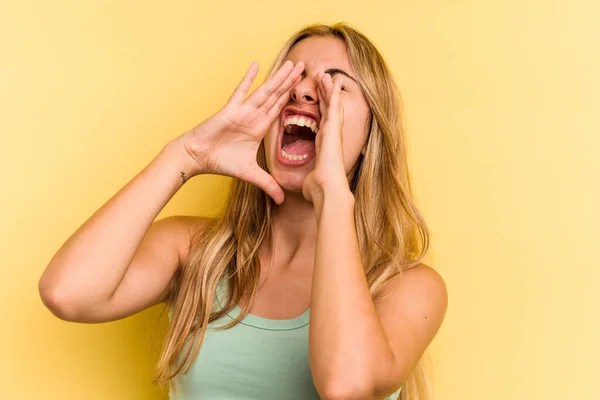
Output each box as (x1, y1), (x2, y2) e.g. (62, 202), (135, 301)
(244, 166), (285, 205)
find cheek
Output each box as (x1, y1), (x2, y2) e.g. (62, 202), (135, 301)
(341, 104), (370, 148)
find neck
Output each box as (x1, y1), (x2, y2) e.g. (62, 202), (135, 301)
(267, 190), (317, 268)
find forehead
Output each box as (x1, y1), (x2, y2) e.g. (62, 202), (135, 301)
(285, 36), (353, 74)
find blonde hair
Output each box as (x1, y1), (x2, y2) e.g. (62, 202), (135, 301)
(154, 22), (431, 400)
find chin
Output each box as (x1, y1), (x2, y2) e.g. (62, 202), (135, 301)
(270, 168), (307, 193)
(264, 132), (314, 193)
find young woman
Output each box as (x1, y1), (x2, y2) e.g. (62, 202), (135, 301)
(39, 23), (448, 400)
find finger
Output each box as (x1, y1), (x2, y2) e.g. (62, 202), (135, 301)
(261, 61), (304, 112)
(316, 73), (328, 118)
(317, 72), (329, 108)
(339, 97), (344, 127)
(323, 73), (335, 103)
(247, 166), (285, 205)
(227, 61), (260, 105)
(317, 92), (326, 124)
(317, 84), (327, 123)
(328, 78), (344, 128)
(245, 60), (295, 108)
(329, 77), (343, 112)
(320, 73), (337, 121)
(316, 77), (325, 106)
(265, 74), (302, 121)
(317, 73), (329, 111)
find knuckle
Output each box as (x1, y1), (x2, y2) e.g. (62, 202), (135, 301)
(273, 86), (286, 98)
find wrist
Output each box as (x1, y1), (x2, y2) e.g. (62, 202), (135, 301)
(163, 136), (204, 182)
(314, 186), (355, 218)
(168, 133), (209, 177)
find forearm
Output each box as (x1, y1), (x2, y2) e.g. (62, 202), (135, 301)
(39, 137), (197, 305)
(310, 190), (396, 398)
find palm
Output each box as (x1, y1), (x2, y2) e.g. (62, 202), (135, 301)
(219, 100), (278, 139)
(199, 106), (273, 179)
(302, 72), (348, 204)
(189, 60), (304, 204)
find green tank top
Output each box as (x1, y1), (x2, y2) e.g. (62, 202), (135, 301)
(168, 278), (402, 399)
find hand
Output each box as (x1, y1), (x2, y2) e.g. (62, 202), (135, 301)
(302, 72), (352, 205)
(177, 60), (304, 205)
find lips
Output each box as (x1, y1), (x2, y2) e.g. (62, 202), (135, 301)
(280, 106), (320, 126)
(276, 130), (316, 166)
(274, 106), (320, 168)
(277, 106), (320, 148)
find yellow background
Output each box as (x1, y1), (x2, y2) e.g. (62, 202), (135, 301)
(1, 1), (598, 399)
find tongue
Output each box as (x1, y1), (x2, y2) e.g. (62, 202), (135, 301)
(284, 139), (315, 155)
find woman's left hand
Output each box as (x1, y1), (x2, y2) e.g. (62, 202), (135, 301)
(302, 72), (353, 205)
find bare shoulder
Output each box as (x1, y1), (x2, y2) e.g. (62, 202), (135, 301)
(156, 214), (214, 264)
(401, 263), (447, 297)
(401, 263), (447, 311)
(373, 263), (448, 392)
(381, 262), (447, 292)
(377, 262), (448, 326)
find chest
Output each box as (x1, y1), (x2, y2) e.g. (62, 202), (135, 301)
(240, 253), (313, 320)
(171, 308), (318, 399)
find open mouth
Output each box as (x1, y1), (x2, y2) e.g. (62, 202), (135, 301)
(278, 114), (318, 163)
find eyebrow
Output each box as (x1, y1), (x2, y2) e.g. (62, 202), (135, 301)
(301, 68), (358, 84)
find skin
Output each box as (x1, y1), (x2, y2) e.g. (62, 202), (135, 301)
(247, 37), (370, 316)
(234, 37), (446, 397)
(176, 31), (446, 397)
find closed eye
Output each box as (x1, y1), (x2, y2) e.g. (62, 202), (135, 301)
(297, 67), (357, 91)
(325, 69), (356, 92)
(325, 68), (357, 82)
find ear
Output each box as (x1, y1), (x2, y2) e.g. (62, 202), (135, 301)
(361, 145), (367, 156)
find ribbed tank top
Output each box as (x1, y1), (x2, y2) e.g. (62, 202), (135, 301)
(168, 278), (402, 399)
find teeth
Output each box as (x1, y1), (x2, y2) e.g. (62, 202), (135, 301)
(284, 114), (318, 133)
(281, 149), (308, 161)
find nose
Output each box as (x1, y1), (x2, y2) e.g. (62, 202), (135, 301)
(290, 76), (318, 104)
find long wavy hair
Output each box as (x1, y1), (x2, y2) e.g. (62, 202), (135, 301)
(153, 22), (431, 400)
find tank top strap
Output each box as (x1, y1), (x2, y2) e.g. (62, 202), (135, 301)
(215, 276), (310, 331)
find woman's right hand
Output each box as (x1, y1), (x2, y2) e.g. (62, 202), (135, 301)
(178, 60), (305, 205)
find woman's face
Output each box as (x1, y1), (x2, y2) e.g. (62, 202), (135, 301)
(264, 36), (371, 193)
